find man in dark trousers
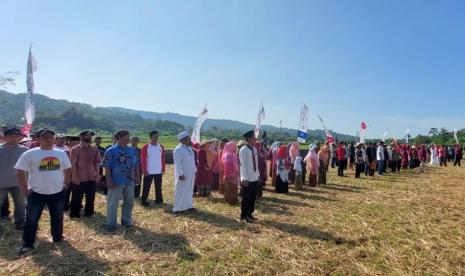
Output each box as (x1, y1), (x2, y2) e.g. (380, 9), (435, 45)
(140, 130), (166, 206)
(69, 131), (101, 218)
(238, 130), (260, 223)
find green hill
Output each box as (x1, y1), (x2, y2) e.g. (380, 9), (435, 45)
(0, 90), (354, 141)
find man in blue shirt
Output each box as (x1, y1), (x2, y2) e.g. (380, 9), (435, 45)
(102, 129), (139, 232)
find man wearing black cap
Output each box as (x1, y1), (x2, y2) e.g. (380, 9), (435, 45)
(0, 127), (28, 229)
(102, 129), (139, 231)
(14, 128), (72, 255)
(140, 130), (166, 206)
(69, 131), (101, 218)
(238, 130), (260, 223)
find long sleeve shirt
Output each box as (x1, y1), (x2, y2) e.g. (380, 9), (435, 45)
(239, 145), (260, 182)
(173, 144), (197, 178)
(376, 146), (385, 161)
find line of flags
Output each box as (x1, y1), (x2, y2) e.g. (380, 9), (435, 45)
(15, 46), (461, 144)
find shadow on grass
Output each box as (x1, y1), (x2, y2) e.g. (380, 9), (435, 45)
(260, 220), (363, 246)
(162, 203), (255, 231)
(80, 212), (199, 261)
(207, 196), (297, 216)
(0, 223), (109, 275)
(325, 183), (368, 190)
(30, 240), (109, 274)
(318, 185), (364, 193)
(259, 196), (312, 208)
(286, 191), (337, 202)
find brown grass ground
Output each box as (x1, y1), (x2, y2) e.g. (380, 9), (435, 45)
(1, 164), (465, 275)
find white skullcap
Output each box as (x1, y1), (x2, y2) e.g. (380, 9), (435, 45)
(178, 131), (189, 141)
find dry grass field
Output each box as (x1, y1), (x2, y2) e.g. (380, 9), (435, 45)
(1, 164), (464, 275)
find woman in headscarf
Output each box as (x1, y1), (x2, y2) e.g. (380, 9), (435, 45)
(275, 145), (289, 193)
(318, 143), (330, 185)
(401, 144), (409, 169)
(196, 141), (212, 197)
(222, 142), (239, 205)
(218, 139), (228, 194)
(305, 144), (320, 187)
(289, 142), (300, 185)
(268, 142), (281, 187)
(209, 140), (220, 192)
(192, 142), (200, 195)
(255, 142), (268, 198)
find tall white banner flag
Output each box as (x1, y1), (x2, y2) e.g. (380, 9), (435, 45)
(317, 114), (334, 143)
(406, 128), (410, 144)
(297, 103), (309, 143)
(360, 121), (367, 143)
(191, 104), (208, 144)
(382, 128), (389, 142)
(454, 128), (459, 144)
(23, 45), (37, 136)
(254, 102), (265, 138)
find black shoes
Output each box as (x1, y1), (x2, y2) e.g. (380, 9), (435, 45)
(240, 215), (257, 223)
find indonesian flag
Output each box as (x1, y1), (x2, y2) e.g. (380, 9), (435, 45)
(360, 121), (367, 143)
(191, 104), (208, 144)
(254, 102), (265, 138)
(23, 45), (37, 136)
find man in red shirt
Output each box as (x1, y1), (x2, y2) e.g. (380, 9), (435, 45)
(140, 130), (166, 206)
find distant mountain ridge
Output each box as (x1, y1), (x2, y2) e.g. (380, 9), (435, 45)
(0, 90), (354, 140)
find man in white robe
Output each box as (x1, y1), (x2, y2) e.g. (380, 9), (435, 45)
(173, 131), (197, 213)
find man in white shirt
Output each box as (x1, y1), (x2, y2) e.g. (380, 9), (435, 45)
(15, 128), (72, 256)
(173, 131), (197, 213)
(239, 130), (260, 223)
(141, 130), (166, 206)
(377, 142), (385, 175)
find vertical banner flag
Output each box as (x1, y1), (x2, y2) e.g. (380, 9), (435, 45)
(254, 102), (266, 138)
(360, 121), (367, 143)
(317, 114), (334, 144)
(23, 45), (37, 136)
(382, 128), (389, 142)
(405, 128), (410, 144)
(454, 128), (459, 144)
(191, 104), (208, 144)
(297, 103), (309, 143)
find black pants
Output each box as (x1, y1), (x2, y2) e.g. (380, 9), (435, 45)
(134, 183), (141, 198)
(390, 160), (398, 172)
(338, 160), (347, 176)
(241, 181), (257, 218)
(142, 174), (163, 204)
(355, 163), (364, 178)
(454, 157), (462, 166)
(23, 190), (65, 248)
(1, 195), (10, 218)
(64, 187), (72, 211)
(70, 181), (96, 217)
(440, 158), (447, 167)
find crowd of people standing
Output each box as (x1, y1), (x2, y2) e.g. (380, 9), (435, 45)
(0, 125), (463, 255)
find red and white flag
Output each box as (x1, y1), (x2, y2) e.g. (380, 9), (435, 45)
(317, 114), (334, 143)
(360, 121), (367, 143)
(22, 45), (37, 136)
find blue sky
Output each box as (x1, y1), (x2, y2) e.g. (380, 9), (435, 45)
(1, 0), (464, 138)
